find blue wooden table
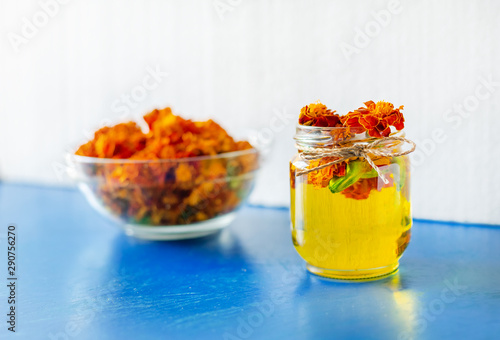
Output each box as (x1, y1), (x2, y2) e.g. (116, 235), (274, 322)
(0, 183), (499, 340)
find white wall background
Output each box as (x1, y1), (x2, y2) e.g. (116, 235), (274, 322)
(1, 0), (499, 224)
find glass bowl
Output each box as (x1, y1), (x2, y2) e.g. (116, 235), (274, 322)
(67, 149), (260, 240)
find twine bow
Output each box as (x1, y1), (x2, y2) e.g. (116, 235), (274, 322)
(295, 136), (416, 184)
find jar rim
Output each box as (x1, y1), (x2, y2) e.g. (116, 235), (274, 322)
(294, 124), (405, 148)
(295, 124), (349, 131)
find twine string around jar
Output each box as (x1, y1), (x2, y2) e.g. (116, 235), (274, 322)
(295, 136), (417, 184)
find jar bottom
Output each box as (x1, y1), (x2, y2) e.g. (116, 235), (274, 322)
(306, 262), (399, 281)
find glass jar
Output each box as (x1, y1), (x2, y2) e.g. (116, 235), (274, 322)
(290, 125), (412, 281)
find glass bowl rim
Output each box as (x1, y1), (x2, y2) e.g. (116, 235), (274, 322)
(67, 147), (259, 165)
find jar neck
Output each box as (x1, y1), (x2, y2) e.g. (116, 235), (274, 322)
(294, 125), (405, 149)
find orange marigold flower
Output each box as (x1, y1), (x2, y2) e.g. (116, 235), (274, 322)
(299, 102), (342, 127)
(308, 159), (347, 189)
(76, 122), (146, 158)
(341, 100), (405, 137)
(341, 177), (378, 200)
(75, 107), (258, 226)
(298, 100), (405, 137)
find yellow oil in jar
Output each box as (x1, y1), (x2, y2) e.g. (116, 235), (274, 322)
(290, 179), (411, 280)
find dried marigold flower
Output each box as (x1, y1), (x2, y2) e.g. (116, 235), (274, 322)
(76, 122), (146, 159)
(341, 100), (405, 137)
(298, 100), (405, 137)
(307, 158), (347, 189)
(341, 177), (378, 200)
(299, 102), (342, 127)
(341, 174), (394, 199)
(296, 100), (406, 193)
(75, 107), (257, 226)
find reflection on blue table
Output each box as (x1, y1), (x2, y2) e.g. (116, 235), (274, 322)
(0, 183), (498, 340)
